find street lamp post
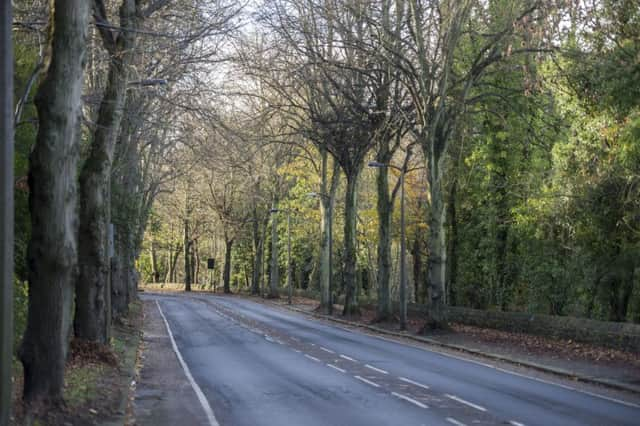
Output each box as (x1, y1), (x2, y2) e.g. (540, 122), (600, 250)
(286, 211), (292, 305)
(368, 161), (408, 330)
(1, 0), (14, 422)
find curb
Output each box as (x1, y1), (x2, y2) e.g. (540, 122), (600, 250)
(269, 301), (640, 396)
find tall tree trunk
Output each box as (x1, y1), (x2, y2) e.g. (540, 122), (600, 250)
(446, 179), (458, 306)
(184, 219), (191, 292)
(424, 135), (448, 329)
(193, 239), (200, 286)
(319, 150), (331, 312)
(375, 164), (392, 321)
(20, 0), (89, 406)
(319, 149), (340, 314)
(75, 0), (138, 344)
(150, 239), (159, 283)
(342, 172), (360, 316)
(170, 244), (181, 283)
(269, 204), (280, 298)
(223, 238), (233, 293)
(412, 235), (424, 304)
(166, 244), (174, 283)
(488, 127), (510, 310)
(110, 108), (139, 318)
(261, 220), (268, 296)
(111, 224), (126, 316)
(251, 209), (263, 295)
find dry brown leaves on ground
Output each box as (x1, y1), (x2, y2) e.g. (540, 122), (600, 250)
(68, 338), (119, 368)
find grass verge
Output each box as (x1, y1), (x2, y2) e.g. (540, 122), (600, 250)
(10, 300), (143, 426)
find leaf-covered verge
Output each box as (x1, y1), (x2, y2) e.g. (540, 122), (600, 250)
(10, 301), (142, 425)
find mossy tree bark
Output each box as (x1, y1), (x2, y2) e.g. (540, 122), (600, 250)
(319, 148), (340, 314)
(342, 172), (360, 316)
(75, 0), (138, 344)
(20, 0), (89, 406)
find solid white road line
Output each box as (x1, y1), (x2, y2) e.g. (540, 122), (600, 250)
(446, 417), (466, 426)
(391, 392), (429, 409)
(305, 354), (321, 362)
(354, 375), (380, 388)
(327, 364), (346, 373)
(365, 364), (389, 374)
(340, 354), (357, 362)
(320, 346), (335, 354)
(509, 421), (526, 426)
(445, 394), (487, 412)
(399, 377), (430, 390)
(156, 300), (220, 426)
(491, 365), (640, 409)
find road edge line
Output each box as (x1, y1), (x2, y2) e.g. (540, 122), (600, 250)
(156, 299), (220, 426)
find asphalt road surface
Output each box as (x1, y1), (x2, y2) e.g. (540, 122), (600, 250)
(138, 292), (640, 426)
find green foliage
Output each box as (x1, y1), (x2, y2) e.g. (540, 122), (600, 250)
(142, 1), (639, 323)
(13, 42), (40, 280)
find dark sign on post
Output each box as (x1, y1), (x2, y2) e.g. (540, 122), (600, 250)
(207, 258), (215, 269)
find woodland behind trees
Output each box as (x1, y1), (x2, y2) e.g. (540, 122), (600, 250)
(8, 0), (640, 414)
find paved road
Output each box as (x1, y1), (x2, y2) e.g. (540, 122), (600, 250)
(138, 292), (640, 426)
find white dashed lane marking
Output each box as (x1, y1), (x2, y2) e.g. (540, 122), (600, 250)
(445, 394), (487, 412)
(509, 421), (526, 426)
(399, 376), (430, 390)
(340, 354), (357, 362)
(354, 375), (380, 388)
(304, 354), (321, 363)
(320, 346), (335, 354)
(446, 417), (466, 426)
(365, 364), (389, 375)
(327, 364), (346, 373)
(391, 391), (429, 409)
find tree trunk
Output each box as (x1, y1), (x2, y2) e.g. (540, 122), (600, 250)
(375, 164), (393, 321)
(319, 150), (331, 312)
(150, 239), (159, 283)
(193, 239), (200, 286)
(169, 244), (181, 283)
(184, 219), (191, 292)
(110, 107), (139, 318)
(20, 0), (89, 406)
(111, 224), (127, 316)
(424, 138), (448, 329)
(342, 172), (360, 316)
(319, 149), (339, 314)
(164, 246), (171, 283)
(488, 128), (510, 310)
(446, 179), (458, 306)
(223, 238), (233, 293)
(412, 235), (425, 304)
(251, 209), (263, 295)
(269, 205), (280, 298)
(75, 0), (138, 344)
(261, 220), (268, 296)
